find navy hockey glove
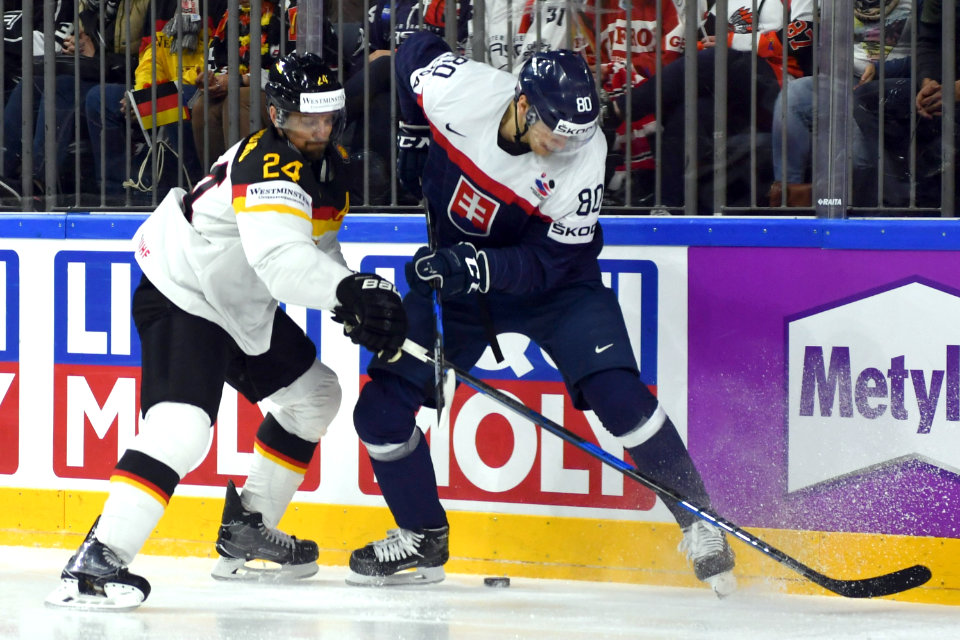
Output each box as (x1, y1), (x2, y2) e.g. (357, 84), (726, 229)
(333, 273), (408, 355)
(405, 242), (490, 298)
(397, 121), (430, 200)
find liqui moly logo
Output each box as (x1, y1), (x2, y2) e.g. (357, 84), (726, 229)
(50, 250), (324, 489)
(0, 250), (19, 475)
(787, 279), (960, 491)
(356, 254), (660, 512)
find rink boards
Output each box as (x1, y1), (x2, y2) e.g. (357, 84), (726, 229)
(1, 214), (959, 604)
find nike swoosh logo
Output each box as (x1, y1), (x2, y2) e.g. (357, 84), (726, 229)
(445, 122), (466, 137)
(595, 344), (613, 354)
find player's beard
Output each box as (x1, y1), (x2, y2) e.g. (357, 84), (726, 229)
(301, 141), (328, 160)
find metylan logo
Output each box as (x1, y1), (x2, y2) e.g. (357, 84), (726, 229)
(787, 279), (960, 491)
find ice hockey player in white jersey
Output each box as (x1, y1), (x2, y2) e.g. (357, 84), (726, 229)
(45, 52), (407, 610)
(347, 30), (737, 597)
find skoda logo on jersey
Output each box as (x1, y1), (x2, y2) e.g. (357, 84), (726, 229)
(448, 176), (500, 236)
(531, 172), (555, 201)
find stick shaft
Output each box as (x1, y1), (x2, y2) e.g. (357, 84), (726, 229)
(400, 339), (932, 598)
(422, 201), (445, 421)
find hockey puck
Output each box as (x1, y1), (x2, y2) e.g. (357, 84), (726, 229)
(483, 576), (510, 588)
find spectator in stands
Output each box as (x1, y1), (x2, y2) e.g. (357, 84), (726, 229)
(0, 2), (78, 196)
(770, 0), (914, 209)
(852, 0), (955, 210)
(581, 0), (707, 206)
(1, 2), (75, 100)
(190, 0), (292, 167)
(608, 0), (816, 213)
(79, 0), (154, 200)
(85, 0), (214, 198)
(343, 0), (468, 204)
(484, 0), (577, 73)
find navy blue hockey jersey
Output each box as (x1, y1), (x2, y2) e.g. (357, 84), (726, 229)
(397, 32), (607, 296)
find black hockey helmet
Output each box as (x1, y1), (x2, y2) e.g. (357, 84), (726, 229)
(515, 50), (599, 151)
(265, 52), (346, 141)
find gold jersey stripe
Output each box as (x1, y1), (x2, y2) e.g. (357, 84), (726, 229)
(232, 197), (310, 220)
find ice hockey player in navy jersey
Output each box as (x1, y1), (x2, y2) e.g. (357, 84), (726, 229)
(45, 52), (407, 610)
(347, 30), (737, 597)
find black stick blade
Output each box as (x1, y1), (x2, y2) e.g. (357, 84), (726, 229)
(816, 564), (932, 598)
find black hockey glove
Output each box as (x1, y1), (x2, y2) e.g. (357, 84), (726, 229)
(397, 121), (430, 200)
(333, 273), (407, 355)
(405, 242), (490, 298)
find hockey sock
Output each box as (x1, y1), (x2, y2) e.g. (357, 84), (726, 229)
(96, 402), (210, 563)
(369, 436), (447, 531)
(97, 450), (180, 564)
(578, 369), (710, 528)
(241, 413), (317, 528)
(625, 421), (710, 529)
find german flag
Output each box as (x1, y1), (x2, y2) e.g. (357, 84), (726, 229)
(127, 82), (189, 131)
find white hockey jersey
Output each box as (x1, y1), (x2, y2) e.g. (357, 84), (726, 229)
(132, 126), (353, 355)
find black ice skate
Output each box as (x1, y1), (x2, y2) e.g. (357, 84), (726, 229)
(346, 525), (449, 586)
(211, 480), (319, 582)
(45, 517), (151, 611)
(679, 520), (737, 597)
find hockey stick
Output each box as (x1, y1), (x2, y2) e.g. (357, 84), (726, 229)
(400, 339), (932, 598)
(423, 199), (446, 424)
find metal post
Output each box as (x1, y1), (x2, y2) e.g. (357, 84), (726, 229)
(298, 0), (325, 53)
(682, 0), (698, 214)
(200, 0), (210, 172)
(390, 0), (398, 205)
(227, 2), (240, 149)
(0, 0), (5, 194)
(21, 3), (34, 208)
(813, 2), (853, 218)
(175, 9), (185, 190)
(362, 0), (371, 204)
(249, 0), (263, 134)
(711, 0), (729, 216)
(941, 0), (956, 218)
(43, 0), (57, 210)
(473, 0), (487, 65)
(507, 0), (514, 71)
(445, 0), (458, 49)
(624, 0), (633, 207)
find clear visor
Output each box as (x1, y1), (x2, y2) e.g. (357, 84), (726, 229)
(276, 109), (347, 143)
(526, 107), (598, 154)
(276, 108), (345, 138)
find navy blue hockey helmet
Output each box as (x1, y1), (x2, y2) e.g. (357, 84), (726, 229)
(516, 50), (600, 150)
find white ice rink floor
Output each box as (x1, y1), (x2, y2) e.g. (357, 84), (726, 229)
(2, 546), (959, 640)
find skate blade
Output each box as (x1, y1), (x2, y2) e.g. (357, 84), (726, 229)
(44, 578), (146, 611)
(345, 566), (445, 587)
(707, 570), (737, 598)
(211, 556), (318, 582)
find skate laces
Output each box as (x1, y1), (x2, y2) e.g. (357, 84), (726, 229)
(371, 529), (424, 562)
(100, 544), (125, 569)
(679, 521), (726, 562)
(258, 522), (296, 550)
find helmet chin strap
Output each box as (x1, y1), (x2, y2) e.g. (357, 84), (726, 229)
(513, 99), (530, 145)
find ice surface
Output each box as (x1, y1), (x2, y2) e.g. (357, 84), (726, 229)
(2, 546), (958, 640)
